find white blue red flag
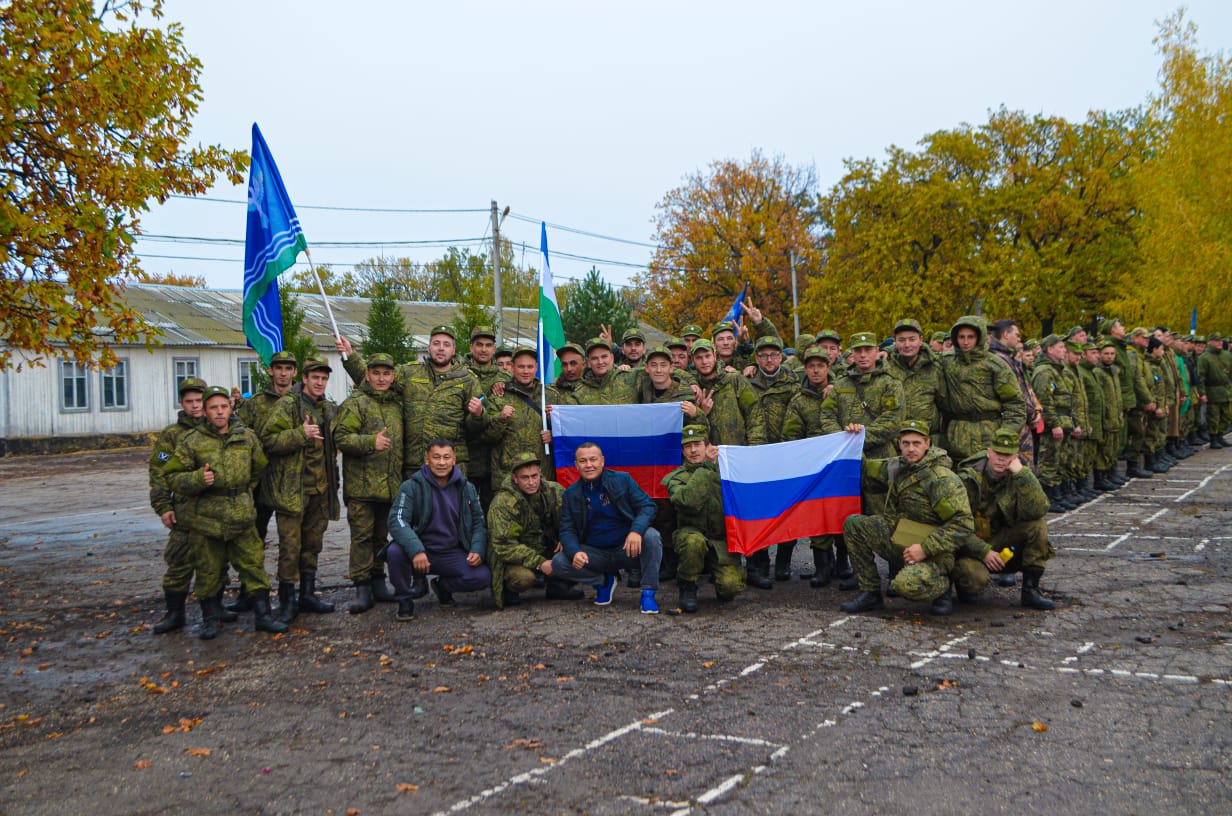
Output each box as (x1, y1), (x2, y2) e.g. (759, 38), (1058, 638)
(550, 404), (682, 499)
(718, 430), (864, 555)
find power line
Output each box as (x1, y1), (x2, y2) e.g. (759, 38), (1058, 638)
(167, 194), (486, 214)
(139, 233), (489, 249)
(506, 211), (658, 249)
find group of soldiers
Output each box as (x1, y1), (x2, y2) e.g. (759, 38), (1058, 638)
(147, 306), (1232, 633)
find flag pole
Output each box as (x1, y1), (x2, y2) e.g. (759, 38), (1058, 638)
(305, 248), (346, 360)
(539, 316), (550, 455)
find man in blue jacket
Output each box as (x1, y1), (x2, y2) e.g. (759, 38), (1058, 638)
(550, 442), (663, 613)
(386, 439), (489, 621)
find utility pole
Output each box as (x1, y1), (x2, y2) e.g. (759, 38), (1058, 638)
(790, 251), (800, 342)
(491, 200), (503, 344)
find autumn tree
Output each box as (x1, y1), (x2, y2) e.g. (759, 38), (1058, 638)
(140, 271), (207, 287)
(637, 150), (822, 334)
(284, 263), (360, 297)
(561, 267), (635, 345)
(0, 0), (245, 370)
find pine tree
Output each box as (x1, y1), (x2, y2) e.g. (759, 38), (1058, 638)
(362, 279), (413, 362)
(561, 267), (636, 345)
(280, 287), (318, 367)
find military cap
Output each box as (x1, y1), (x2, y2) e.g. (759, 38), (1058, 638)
(1097, 338), (1117, 350)
(1024, 338), (1041, 350)
(202, 385), (231, 403)
(848, 331), (877, 349)
(711, 321), (738, 338)
(509, 451), (541, 473)
(1130, 326), (1150, 339)
(621, 327), (646, 343)
(1064, 340), (1083, 354)
(1208, 332), (1223, 341)
(269, 351), (297, 365)
(893, 318), (923, 335)
(1065, 326), (1086, 339)
(899, 419), (931, 438)
(1081, 342), (1097, 352)
(585, 337), (613, 354)
(816, 329), (842, 343)
(795, 333), (816, 350)
(1193, 334), (1207, 344)
(665, 336), (688, 350)
(990, 428), (1020, 455)
(932, 331), (951, 343)
(469, 325), (496, 342)
(681, 424), (708, 445)
(1097, 316), (1121, 334)
(555, 342), (584, 358)
(754, 336), (783, 352)
(690, 338), (715, 355)
(1041, 334), (1064, 348)
(494, 344), (514, 359)
(512, 345), (537, 360)
(178, 376), (207, 395)
(365, 352), (396, 369)
(302, 356), (332, 374)
(680, 324), (704, 339)
(645, 345), (672, 361)
(802, 344), (831, 363)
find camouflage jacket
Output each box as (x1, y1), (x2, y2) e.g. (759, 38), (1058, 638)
(1063, 364), (1089, 430)
(885, 347), (947, 439)
(1110, 336), (1152, 410)
(940, 346), (1027, 434)
(332, 383), (404, 503)
(1197, 349), (1232, 402)
(573, 368), (637, 405)
(546, 377), (583, 406)
(1098, 362), (1125, 431)
(149, 411), (201, 516)
(258, 384), (341, 519)
(662, 460), (725, 541)
(1078, 360), (1107, 438)
(164, 418), (267, 539)
(956, 452), (1049, 557)
(989, 340), (1041, 429)
(863, 446), (973, 562)
(747, 366), (801, 443)
(486, 378), (553, 478)
(1145, 355), (1170, 407)
(466, 357), (512, 479)
(1031, 359), (1075, 433)
(819, 362), (903, 458)
(694, 368), (767, 446)
(781, 380), (829, 441)
(487, 475), (564, 608)
(236, 385), (288, 437)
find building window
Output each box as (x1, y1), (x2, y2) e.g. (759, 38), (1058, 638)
(238, 358), (260, 396)
(173, 357), (199, 404)
(60, 361), (89, 411)
(101, 359), (129, 411)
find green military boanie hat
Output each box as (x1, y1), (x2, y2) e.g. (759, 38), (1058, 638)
(990, 428), (1020, 455)
(512, 345), (537, 360)
(469, 325), (496, 341)
(429, 324), (456, 340)
(665, 336), (688, 350)
(555, 342), (584, 358)
(269, 350), (297, 365)
(509, 451), (541, 473)
(365, 352), (396, 369)
(202, 385), (231, 403)
(178, 376), (207, 395)
(893, 318), (923, 335)
(711, 321), (738, 338)
(584, 337), (613, 354)
(621, 327), (646, 343)
(899, 419), (930, 438)
(494, 344), (514, 360)
(816, 328), (842, 343)
(682, 424), (708, 445)
(680, 324), (704, 339)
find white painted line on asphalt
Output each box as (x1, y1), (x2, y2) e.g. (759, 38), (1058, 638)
(622, 795), (692, 810)
(739, 662), (765, 677)
(1142, 507), (1171, 525)
(641, 727), (784, 750)
(1078, 642), (1095, 653)
(1173, 463), (1232, 502)
(693, 773), (747, 806)
(909, 634), (972, 670)
(1105, 533), (1132, 551)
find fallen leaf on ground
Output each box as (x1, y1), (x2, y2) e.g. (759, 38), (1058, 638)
(1032, 720), (1048, 732)
(702, 661), (715, 669)
(556, 676), (574, 683)
(395, 783), (419, 794)
(184, 747), (212, 757)
(432, 686), (452, 694)
(134, 759), (151, 770)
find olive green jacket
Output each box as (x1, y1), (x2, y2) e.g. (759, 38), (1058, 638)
(486, 378), (553, 479)
(1078, 360), (1107, 438)
(781, 380), (829, 441)
(663, 460), (725, 540)
(940, 346), (1027, 435)
(332, 383), (404, 503)
(573, 368), (637, 405)
(885, 347), (947, 440)
(694, 368), (767, 446)
(1197, 349), (1232, 402)
(258, 384), (341, 519)
(164, 418), (267, 539)
(1030, 359), (1075, 433)
(863, 446), (973, 563)
(747, 366), (801, 443)
(819, 362), (904, 458)
(149, 411), (200, 517)
(956, 452), (1049, 558)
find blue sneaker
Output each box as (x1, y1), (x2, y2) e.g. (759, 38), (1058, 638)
(593, 574), (617, 606)
(640, 589), (659, 615)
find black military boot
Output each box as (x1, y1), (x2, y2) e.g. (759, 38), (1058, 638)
(216, 589), (238, 623)
(545, 578), (584, 600)
(809, 547), (834, 588)
(409, 574), (429, 599)
(1211, 435), (1229, 449)
(834, 537), (855, 580)
(1055, 484), (1078, 510)
(774, 542), (795, 581)
(1108, 463), (1129, 485)
(1065, 481), (1088, 505)
(1079, 477), (1099, 500)
(348, 580), (375, 615)
(225, 588), (253, 614)
(1126, 455), (1153, 478)
(1044, 485), (1064, 514)
(276, 581), (298, 624)
(677, 581), (699, 614)
(298, 573), (335, 614)
(395, 598), (415, 621)
(370, 568), (397, 603)
(930, 582), (954, 616)
(252, 589), (290, 633)
(1021, 568), (1056, 611)
(1148, 452), (1170, 473)
(839, 590), (884, 613)
(746, 551), (773, 590)
(153, 590), (188, 634)
(198, 596), (222, 640)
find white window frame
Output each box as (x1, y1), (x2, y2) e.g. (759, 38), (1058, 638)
(238, 357), (260, 396)
(100, 359), (130, 412)
(60, 360), (90, 412)
(173, 357), (199, 405)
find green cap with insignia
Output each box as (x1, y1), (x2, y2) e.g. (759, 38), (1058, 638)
(665, 336), (687, 350)
(512, 345), (537, 360)
(893, 318), (923, 335)
(680, 324), (704, 338)
(816, 328), (842, 343)
(990, 428), (1020, 455)
(621, 327), (646, 343)
(585, 336), (613, 354)
(899, 419), (931, 438)
(509, 451), (541, 473)
(1025, 338), (1041, 350)
(754, 336), (783, 351)
(645, 345), (672, 361)
(1041, 334), (1064, 348)
(556, 342), (584, 358)
(802, 345), (831, 363)
(1097, 316), (1121, 335)
(1097, 337), (1116, 350)
(1130, 326), (1150, 339)
(690, 338), (715, 354)
(494, 343), (514, 359)
(469, 325), (496, 341)
(202, 385), (230, 403)
(711, 321), (737, 338)
(931, 331), (950, 343)
(1064, 340), (1083, 354)
(269, 350), (297, 365)
(849, 331), (877, 349)
(178, 376), (207, 395)
(1209, 332), (1223, 341)
(1081, 342), (1097, 352)
(430, 324), (456, 340)
(1065, 325), (1086, 339)
(794, 333), (816, 349)
(365, 352), (396, 369)
(682, 424), (708, 445)
(302, 356), (332, 374)
(1193, 334), (1207, 343)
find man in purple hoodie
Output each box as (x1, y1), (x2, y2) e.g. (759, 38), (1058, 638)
(385, 439), (489, 621)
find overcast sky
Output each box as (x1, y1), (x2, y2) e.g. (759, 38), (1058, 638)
(135, 1), (1232, 294)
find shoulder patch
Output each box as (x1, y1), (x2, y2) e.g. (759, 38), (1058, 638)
(157, 451), (170, 462)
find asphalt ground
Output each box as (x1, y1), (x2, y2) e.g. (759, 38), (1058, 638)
(0, 447), (1229, 815)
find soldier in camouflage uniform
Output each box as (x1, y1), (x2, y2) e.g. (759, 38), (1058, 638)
(332, 352), (403, 615)
(486, 452), (580, 608)
(785, 333), (816, 375)
(1197, 333), (1231, 447)
(149, 377), (208, 634)
(885, 319), (946, 448)
(1107, 321), (1158, 478)
(574, 337), (637, 405)
(1144, 337), (1171, 471)
(165, 387), (287, 639)
(486, 347), (553, 481)
(239, 350), (299, 545)
(1096, 340), (1127, 487)
(1061, 340), (1095, 503)
(259, 357), (341, 622)
(689, 339), (767, 447)
(988, 319), (1041, 467)
(952, 429), (1057, 610)
(662, 425), (745, 612)
(463, 325), (511, 511)
(666, 337), (696, 383)
(618, 327), (648, 369)
(940, 315), (1027, 463)
(1077, 343), (1109, 493)
(840, 420), (975, 616)
(546, 343), (586, 406)
(494, 344), (514, 373)
(1030, 336), (1078, 513)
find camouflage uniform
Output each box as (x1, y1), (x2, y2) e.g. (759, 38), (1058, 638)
(844, 445), (974, 602)
(573, 368), (637, 405)
(486, 473), (565, 609)
(819, 362), (904, 459)
(1078, 358), (1106, 484)
(1061, 358), (1089, 487)
(989, 338), (1040, 466)
(1145, 354), (1169, 455)
(885, 347), (947, 446)
(694, 368), (767, 446)
(465, 351), (512, 508)
(1029, 356), (1075, 489)
(237, 382), (290, 542)
(1197, 345), (1232, 439)
(486, 377), (553, 481)
(149, 410), (201, 592)
(1094, 358), (1125, 473)
(747, 365), (801, 444)
(332, 381), (403, 583)
(546, 377), (583, 406)
(940, 317), (1027, 462)
(662, 458), (745, 600)
(1113, 337), (1154, 461)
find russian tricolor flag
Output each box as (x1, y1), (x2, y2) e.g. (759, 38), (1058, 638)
(550, 404), (682, 499)
(718, 431), (864, 555)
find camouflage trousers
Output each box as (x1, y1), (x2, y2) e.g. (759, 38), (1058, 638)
(1095, 428), (1121, 471)
(950, 519), (1055, 596)
(673, 528), (745, 600)
(944, 419), (999, 464)
(1145, 412), (1166, 454)
(1125, 410), (1148, 456)
(1066, 437), (1095, 482)
(190, 527), (270, 598)
(807, 534), (836, 552)
(276, 492), (330, 583)
(843, 514), (953, 602)
(1207, 402), (1231, 436)
(346, 499), (391, 583)
(1035, 432), (1067, 487)
(161, 527), (195, 593)
(255, 503), (275, 547)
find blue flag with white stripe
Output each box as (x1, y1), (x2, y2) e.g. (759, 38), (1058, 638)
(242, 123), (307, 365)
(722, 281), (749, 325)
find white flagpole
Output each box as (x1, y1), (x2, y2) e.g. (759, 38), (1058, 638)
(305, 248), (346, 360)
(539, 316), (550, 455)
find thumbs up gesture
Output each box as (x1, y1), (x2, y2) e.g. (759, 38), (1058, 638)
(303, 414), (322, 441)
(202, 462), (215, 487)
(374, 427), (391, 452)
